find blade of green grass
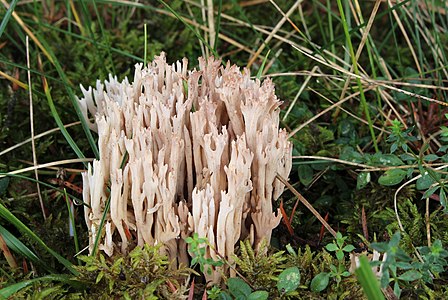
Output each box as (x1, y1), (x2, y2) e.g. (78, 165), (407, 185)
(64, 188), (81, 265)
(43, 81), (87, 166)
(355, 256), (385, 300)
(91, 151), (128, 256)
(326, 0), (336, 70)
(89, 0), (116, 74)
(0, 0), (18, 39)
(91, 194), (111, 256)
(2, 30), (91, 157)
(144, 23), (148, 66)
(336, 0), (379, 153)
(214, 0), (222, 53)
(46, 65), (99, 159)
(0, 274), (85, 298)
(0, 203), (77, 275)
(0, 224), (49, 269)
(256, 49), (270, 80)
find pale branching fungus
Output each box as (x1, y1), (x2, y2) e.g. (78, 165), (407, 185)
(78, 53), (292, 283)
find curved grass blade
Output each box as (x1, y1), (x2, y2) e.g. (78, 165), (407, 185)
(0, 274), (85, 298)
(0, 203), (77, 275)
(0, 225), (51, 270)
(256, 49), (270, 80)
(35, 35), (99, 159)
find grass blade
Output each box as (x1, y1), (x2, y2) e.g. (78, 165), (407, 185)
(64, 189), (80, 265)
(336, 0), (379, 152)
(91, 194), (111, 256)
(43, 77), (87, 166)
(0, 203), (77, 275)
(355, 255), (385, 300)
(0, 225), (47, 267)
(256, 49), (270, 80)
(0, 274), (84, 298)
(38, 45), (99, 159)
(0, 0), (18, 39)
(214, 0), (222, 52)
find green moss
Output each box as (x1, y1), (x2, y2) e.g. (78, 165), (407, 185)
(232, 239), (287, 294)
(75, 244), (191, 299)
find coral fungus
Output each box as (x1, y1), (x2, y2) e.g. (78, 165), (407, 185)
(78, 53), (292, 283)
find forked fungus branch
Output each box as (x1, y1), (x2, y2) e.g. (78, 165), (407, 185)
(78, 53), (292, 283)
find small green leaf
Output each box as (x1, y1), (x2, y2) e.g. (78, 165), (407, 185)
(96, 271), (104, 284)
(325, 243), (338, 252)
(378, 169), (407, 186)
(398, 270), (422, 281)
(440, 189), (447, 212)
(424, 154), (439, 162)
(343, 245), (355, 252)
(277, 267), (300, 294)
(341, 271), (351, 277)
(422, 186), (440, 199)
(370, 242), (389, 253)
(0, 177), (9, 195)
(389, 232), (402, 248)
(108, 278), (114, 293)
(393, 281), (401, 298)
(373, 153), (403, 166)
(336, 250), (344, 261)
(298, 165), (314, 186)
(311, 272), (330, 292)
(357, 172), (370, 190)
(86, 266), (98, 272)
(219, 292), (232, 300)
(286, 244), (297, 257)
(247, 290), (269, 300)
(330, 264), (337, 273)
(395, 262), (413, 270)
(416, 172), (436, 190)
(228, 277), (252, 298)
(123, 291), (131, 300)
